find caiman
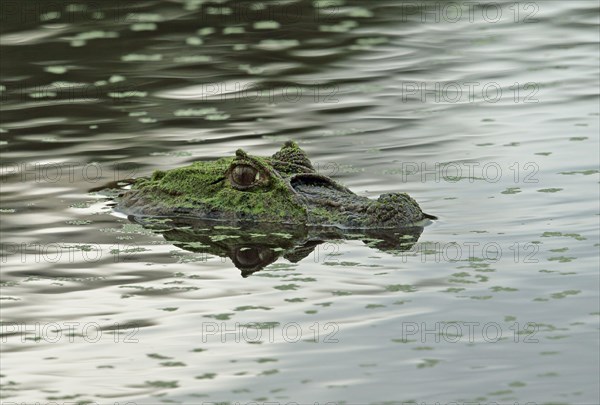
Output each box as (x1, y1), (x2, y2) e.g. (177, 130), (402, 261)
(116, 141), (434, 228)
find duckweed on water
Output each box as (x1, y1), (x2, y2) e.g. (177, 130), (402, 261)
(174, 55), (212, 63)
(44, 66), (68, 74)
(40, 11), (60, 21)
(550, 290), (581, 299)
(174, 107), (218, 116)
(385, 284), (416, 293)
(547, 256), (576, 263)
(501, 187), (521, 194)
(121, 54), (162, 62)
(417, 359), (441, 368)
(274, 284), (299, 291)
(254, 21), (280, 29)
(223, 27), (245, 35)
(147, 353), (171, 360)
(234, 306), (272, 311)
(108, 91), (147, 98)
(537, 188), (563, 193)
(559, 169), (599, 175)
(186, 37), (203, 45)
(131, 23), (157, 31)
(70, 31), (118, 47)
(144, 381), (178, 388)
(257, 39), (300, 50)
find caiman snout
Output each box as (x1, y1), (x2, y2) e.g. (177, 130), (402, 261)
(365, 193), (429, 227)
(290, 174), (430, 228)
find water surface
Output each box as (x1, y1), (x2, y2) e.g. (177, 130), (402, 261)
(1, 1), (599, 403)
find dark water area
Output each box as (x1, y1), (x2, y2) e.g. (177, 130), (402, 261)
(1, 0), (599, 403)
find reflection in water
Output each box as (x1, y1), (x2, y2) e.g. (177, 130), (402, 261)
(132, 217), (424, 276)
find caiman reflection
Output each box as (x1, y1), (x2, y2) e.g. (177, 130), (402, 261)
(133, 218), (425, 277)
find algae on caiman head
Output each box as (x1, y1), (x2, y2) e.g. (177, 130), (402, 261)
(117, 141), (433, 228)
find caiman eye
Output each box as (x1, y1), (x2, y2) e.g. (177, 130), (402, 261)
(230, 164), (259, 189)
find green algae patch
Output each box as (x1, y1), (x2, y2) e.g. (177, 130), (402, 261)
(537, 188), (563, 193)
(143, 380), (178, 388)
(550, 290), (580, 299)
(129, 157), (307, 223)
(160, 361), (186, 367)
(147, 353), (172, 360)
(501, 187), (521, 195)
(385, 284), (416, 293)
(417, 359), (441, 368)
(560, 169), (599, 175)
(195, 373), (216, 379)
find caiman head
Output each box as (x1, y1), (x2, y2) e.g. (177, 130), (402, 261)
(117, 141), (432, 228)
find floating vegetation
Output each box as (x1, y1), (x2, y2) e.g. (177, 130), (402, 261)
(559, 170), (598, 175)
(501, 187), (521, 194)
(385, 284), (416, 293)
(121, 54), (163, 62)
(417, 359), (440, 368)
(108, 91), (148, 98)
(254, 21), (280, 29)
(44, 66), (68, 74)
(186, 37), (203, 46)
(174, 55), (212, 63)
(174, 107), (218, 116)
(127, 13), (163, 22)
(70, 31), (118, 47)
(550, 290), (581, 299)
(195, 373), (217, 379)
(257, 39), (300, 50)
(223, 27), (245, 35)
(131, 23), (157, 31)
